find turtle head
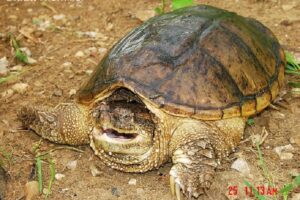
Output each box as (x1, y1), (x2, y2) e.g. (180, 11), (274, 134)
(18, 103), (91, 145)
(89, 88), (170, 172)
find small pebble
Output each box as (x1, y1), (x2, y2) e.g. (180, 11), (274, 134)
(90, 164), (102, 177)
(53, 14), (65, 20)
(8, 15), (18, 20)
(0, 57), (9, 77)
(42, 188), (49, 195)
(69, 89), (76, 97)
(289, 135), (300, 147)
(24, 181), (39, 200)
(55, 173), (65, 181)
(27, 57), (37, 65)
(1, 89), (14, 98)
(98, 47), (107, 54)
(289, 169), (299, 177)
(84, 47), (97, 56)
(12, 83), (28, 94)
(231, 158), (250, 175)
(106, 23), (114, 31)
(62, 61), (72, 68)
(53, 88), (63, 97)
(10, 65), (23, 72)
(85, 69), (93, 75)
(75, 51), (85, 58)
(274, 144), (294, 160)
(19, 47), (32, 57)
(128, 178), (137, 185)
(111, 187), (120, 197)
(66, 160), (77, 170)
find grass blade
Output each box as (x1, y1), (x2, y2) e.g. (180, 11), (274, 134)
(36, 156), (43, 193)
(46, 159), (55, 198)
(172, 0), (194, 10)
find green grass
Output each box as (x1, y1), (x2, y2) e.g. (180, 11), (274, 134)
(285, 51), (300, 88)
(32, 141), (83, 198)
(33, 141), (54, 198)
(247, 118), (255, 126)
(0, 145), (14, 168)
(155, 0), (194, 14)
(244, 142), (300, 200)
(10, 34), (29, 64)
(280, 176), (300, 200)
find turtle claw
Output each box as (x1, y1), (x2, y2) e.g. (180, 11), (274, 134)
(175, 183), (182, 200)
(170, 175), (175, 196)
(170, 174), (183, 200)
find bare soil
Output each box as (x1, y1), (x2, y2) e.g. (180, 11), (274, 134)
(0, 0), (299, 200)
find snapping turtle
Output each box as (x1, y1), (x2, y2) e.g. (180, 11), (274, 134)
(19, 5), (285, 199)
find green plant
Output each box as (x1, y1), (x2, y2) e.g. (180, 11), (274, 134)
(285, 51), (300, 75)
(0, 145), (14, 168)
(285, 51), (300, 88)
(172, 0), (193, 10)
(247, 118), (255, 126)
(155, 0), (194, 14)
(245, 142), (300, 200)
(32, 141), (83, 199)
(10, 35), (29, 64)
(279, 175), (300, 200)
(33, 141), (55, 199)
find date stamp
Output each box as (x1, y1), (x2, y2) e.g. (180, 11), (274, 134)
(228, 185), (278, 197)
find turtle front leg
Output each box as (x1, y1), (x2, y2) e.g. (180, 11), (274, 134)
(18, 103), (91, 145)
(169, 118), (245, 199)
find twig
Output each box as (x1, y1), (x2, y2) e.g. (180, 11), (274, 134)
(41, 2), (57, 13)
(36, 146), (84, 158)
(18, 29), (39, 44)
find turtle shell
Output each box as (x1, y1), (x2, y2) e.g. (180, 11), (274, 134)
(78, 5), (285, 120)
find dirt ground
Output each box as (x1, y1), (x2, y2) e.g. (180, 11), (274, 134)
(0, 0), (299, 199)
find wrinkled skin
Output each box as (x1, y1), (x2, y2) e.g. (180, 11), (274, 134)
(19, 88), (246, 199)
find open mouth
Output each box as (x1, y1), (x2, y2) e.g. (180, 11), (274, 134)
(103, 129), (138, 140)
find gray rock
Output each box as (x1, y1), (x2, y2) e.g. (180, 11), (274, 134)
(111, 187), (120, 197)
(231, 158), (250, 176)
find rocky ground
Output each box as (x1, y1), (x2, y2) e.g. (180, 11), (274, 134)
(0, 0), (299, 199)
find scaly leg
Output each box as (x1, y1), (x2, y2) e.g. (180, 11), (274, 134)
(169, 118), (245, 199)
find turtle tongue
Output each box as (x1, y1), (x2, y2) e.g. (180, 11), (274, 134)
(104, 129), (137, 140)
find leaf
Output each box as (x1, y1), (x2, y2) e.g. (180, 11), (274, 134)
(247, 118), (255, 126)
(285, 69), (300, 75)
(280, 183), (293, 194)
(15, 49), (28, 64)
(294, 175), (300, 185)
(172, 0), (194, 10)
(285, 51), (300, 70)
(155, 7), (163, 15)
(288, 82), (300, 88)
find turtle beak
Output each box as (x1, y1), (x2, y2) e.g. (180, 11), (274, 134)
(18, 103), (90, 145)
